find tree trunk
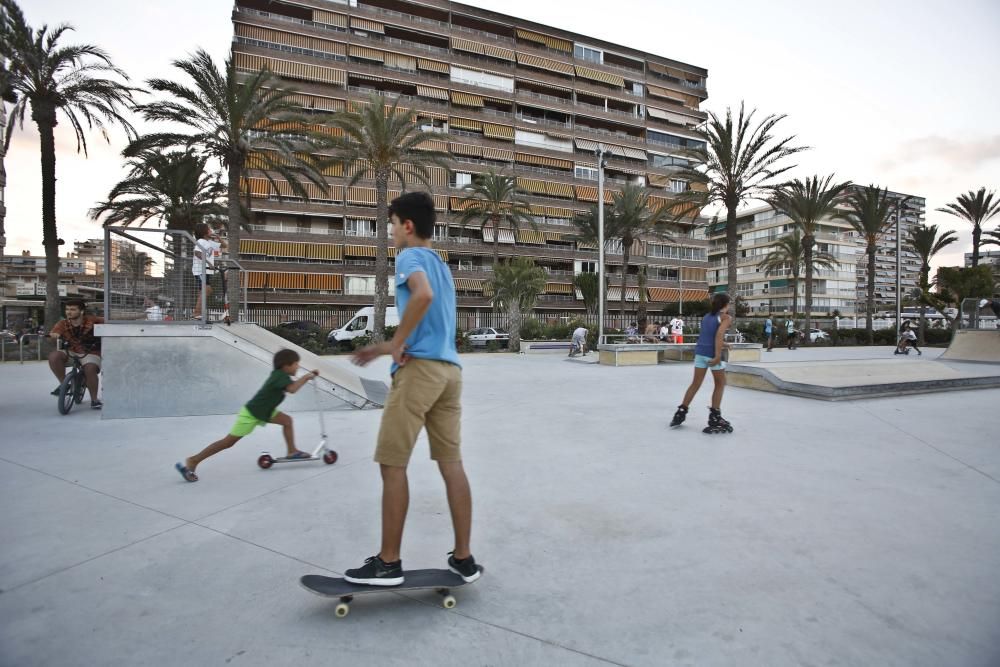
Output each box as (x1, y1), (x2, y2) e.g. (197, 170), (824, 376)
(802, 234), (814, 346)
(866, 243), (876, 345)
(620, 239), (630, 324)
(35, 111), (62, 328)
(725, 201), (738, 296)
(918, 266), (928, 345)
(226, 159), (245, 321)
(971, 223), (981, 267)
(791, 273), (799, 320)
(491, 215), (499, 267)
(637, 266), (647, 333)
(508, 304), (521, 352)
(372, 171), (390, 342)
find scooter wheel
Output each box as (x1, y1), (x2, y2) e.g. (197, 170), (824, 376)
(257, 454), (274, 469)
(323, 450), (338, 465)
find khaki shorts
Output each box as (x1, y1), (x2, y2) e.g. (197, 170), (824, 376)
(68, 351), (101, 368)
(375, 359), (462, 467)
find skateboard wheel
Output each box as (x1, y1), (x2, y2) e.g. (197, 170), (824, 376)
(257, 454), (274, 469)
(335, 603), (350, 618)
(442, 595), (456, 609)
(323, 450), (338, 465)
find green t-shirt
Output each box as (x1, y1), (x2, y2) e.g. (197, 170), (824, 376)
(245, 369), (293, 421)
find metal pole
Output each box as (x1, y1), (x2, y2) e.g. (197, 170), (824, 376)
(104, 225), (111, 321)
(895, 199), (901, 332)
(596, 145), (606, 343)
(678, 238), (684, 316)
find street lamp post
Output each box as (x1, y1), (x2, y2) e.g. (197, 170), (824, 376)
(596, 145), (607, 343)
(678, 238), (684, 316)
(895, 198), (902, 331)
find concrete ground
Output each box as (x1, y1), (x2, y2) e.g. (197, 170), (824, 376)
(1, 347), (998, 667)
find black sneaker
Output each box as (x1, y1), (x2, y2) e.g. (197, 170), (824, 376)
(91, 400), (103, 410)
(51, 386), (61, 396)
(343, 555), (403, 586)
(447, 552), (481, 583)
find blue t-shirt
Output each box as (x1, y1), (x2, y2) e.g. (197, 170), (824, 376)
(764, 318), (773, 334)
(393, 246), (461, 373)
(694, 313), (722, 357)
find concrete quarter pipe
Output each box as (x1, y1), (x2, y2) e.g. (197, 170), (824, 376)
(941, 330), (1000, 363)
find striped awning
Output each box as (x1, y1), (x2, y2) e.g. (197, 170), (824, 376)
(578, 241), (598, 250)
(234, 53), (346, 87)
(304, 273), (343, 291)
(606, 287), (641, 302)
(417, 85), (449, 100)
(647, 62), (702, 86)
(451, 91), (484, 107)
(574, 138), (600, 152)
(344, 244), (376, 258)
(346, 186), (377, 206)
(608, 164), (645, 175)
(283, 93), (346, 113)
(575, 185), (598, 202)
(417, 58), (450, 74)
(450, 142), (482, 157)
(515, 152), (573, 170)
(545, 207), (575, 219)
(383, 52), (416, 71)
(647, 173), (671, 187)
(648, 287), (710, 302)
(450, 196), (473, 211)
(349, 45), (384, 62)
(481, 228), (516, 244)
(350, 17), (384, 33)
(648, 106), (699, 126)
(515, 28), (572, 52)
(305, 243), (344, 260)
(545, 182), (574, 198)
(451, 36), (514, 61)
(545, 282), (573, 294)
(517, 177), (547, 195)
(543, 231), (564, 241)
(312, 9), (348, 27)
(483, 123), (515, 140)
(646, 83), (687, 103)
(515, 52), (574, 76)
(481, 146), (514, 161)
(450, 117), (483, 131)
(453, 278), (486, 292)
(518, 230), (546, 245)
(415, 139), (448, 152)
(575, 66), (625, 88)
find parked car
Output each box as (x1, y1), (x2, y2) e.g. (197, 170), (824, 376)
(809, 328), (830, 342)
(467, 327), (510, 348)
(277, 320), (321, 332)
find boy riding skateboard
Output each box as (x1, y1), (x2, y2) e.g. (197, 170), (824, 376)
(346, 192), (480, 586)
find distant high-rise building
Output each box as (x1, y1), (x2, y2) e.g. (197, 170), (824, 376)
(72, 238), (140, 274)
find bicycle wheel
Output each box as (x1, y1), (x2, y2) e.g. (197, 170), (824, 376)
(58, 369), (77, 415)
(74, 370), (87, 404)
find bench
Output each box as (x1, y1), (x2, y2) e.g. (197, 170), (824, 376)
(597, 342), (763, 367)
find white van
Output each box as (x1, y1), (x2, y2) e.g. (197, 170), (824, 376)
(327, 307), (400, 346)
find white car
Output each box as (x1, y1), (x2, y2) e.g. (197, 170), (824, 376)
(809, 328), (829, 342)
(467, 327), (510, 348)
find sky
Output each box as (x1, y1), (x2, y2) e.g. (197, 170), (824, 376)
(4, 0), (999, 272)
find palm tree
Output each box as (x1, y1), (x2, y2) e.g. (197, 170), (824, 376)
(839, 185), (897, 344)
(757, 229), (837, 320)
(131, 49), (328, 321)
(325, 93), (448, 341)
(0, 0), (137, 326)
(90, 148), (224, 233)
(937, 188), (1000, 267)
(672, 102), (806, 296)
(769, 175), (852, 343)
(980, 227), (1000, 249)
(933, 265), (995, 332)
(573, 271), (599, 318)
(457, 169), (534, 267)
(489, 256), (546, 352)
(574, 184), (669, 321)
(907, 224), (957, 344)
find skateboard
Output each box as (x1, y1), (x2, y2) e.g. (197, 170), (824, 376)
(300, 566), (484, 618)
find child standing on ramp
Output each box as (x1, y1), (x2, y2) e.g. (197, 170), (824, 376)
(175, 349), (318, 482)
(346, 192), (479, 586)
(670, 292), (734, 434)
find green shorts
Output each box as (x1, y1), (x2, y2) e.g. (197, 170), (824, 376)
(229, 406), (278, 437)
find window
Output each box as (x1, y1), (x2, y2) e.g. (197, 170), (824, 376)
(452, 172), (472, 188)
(345, 276), (375, 295)
(575, 165), (599, 181)
(631, 82), (644, 96)
(574, 44), (602, 64)
(649, 154), (690, 169)
(345, 219), (375, 237)
(458, 260), (475, 271)
(578, 261), (597, 274)
(669, 179), (688, 193)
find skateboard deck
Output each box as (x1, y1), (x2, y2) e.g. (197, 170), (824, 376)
(301, 566), (484, 617)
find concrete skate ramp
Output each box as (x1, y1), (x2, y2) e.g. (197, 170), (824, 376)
(941, 330), (1000, 363)
(97, 323), (388, 419)
(727, 358), (1000, 401)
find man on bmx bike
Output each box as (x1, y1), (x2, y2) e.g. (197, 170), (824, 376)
(48, 299), (104, 409)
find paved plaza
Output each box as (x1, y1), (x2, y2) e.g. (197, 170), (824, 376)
(1, 348), (998, 666)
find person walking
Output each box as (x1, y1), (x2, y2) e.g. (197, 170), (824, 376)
(764, 316), (774, 351)
(669, 292), (734, 434)
(785, 317), (798, 350)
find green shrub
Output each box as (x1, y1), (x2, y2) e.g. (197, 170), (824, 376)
(351, 333), (373, 350)
(455, 329), (472, 353)
(520, 319), (544, 340)
(267, 326), (330, 355)
(486, 340), (500, 353)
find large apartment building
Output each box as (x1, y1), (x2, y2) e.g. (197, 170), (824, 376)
(705, 189), (924, 316)
(230, 0), (711, 328)
(705, 206), (862, 316)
